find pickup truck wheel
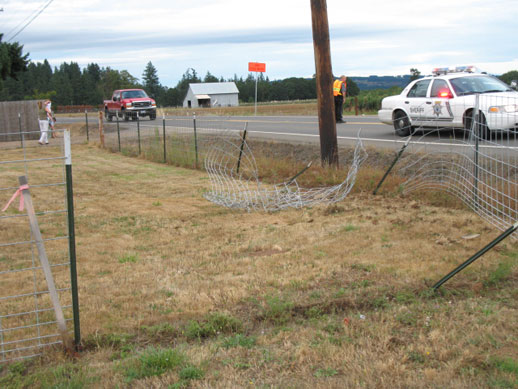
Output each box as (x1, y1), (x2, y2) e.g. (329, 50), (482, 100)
(393, 111), (413, 137)
(106, 112), (113, 122)
(123, 113), (129, 121)
(150, 113), (156, 120)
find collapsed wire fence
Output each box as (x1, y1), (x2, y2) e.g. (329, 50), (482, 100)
(98, 113), (367, 211)
(204, 129), (367, 211)
(0, 129), (79, 363)
(386, 94), (517, 237)
(89, 105), (516, 224)
(64, 103), (518, 289)
(374, 93), (518, 288)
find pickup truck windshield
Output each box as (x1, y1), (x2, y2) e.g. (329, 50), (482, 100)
(121, 90), (149, 99)
(450, 76), (512, 96)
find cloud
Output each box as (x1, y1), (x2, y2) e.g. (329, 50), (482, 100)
(3, 0), (518, 86)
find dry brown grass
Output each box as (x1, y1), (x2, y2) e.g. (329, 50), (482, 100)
(157, 101), (368, 117)
(159, 102), (319, 117)
(0, 143), (517, 388)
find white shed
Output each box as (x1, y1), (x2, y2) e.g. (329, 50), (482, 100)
(183, 82), (239, 108)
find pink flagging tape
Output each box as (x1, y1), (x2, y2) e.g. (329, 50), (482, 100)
(2, 184), (30, 212)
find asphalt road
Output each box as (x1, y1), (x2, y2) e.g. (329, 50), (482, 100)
(60, 114), (518, 152)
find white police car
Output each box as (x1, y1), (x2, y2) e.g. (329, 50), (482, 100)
(378, 66), (518, 137)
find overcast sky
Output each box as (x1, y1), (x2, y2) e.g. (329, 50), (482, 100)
(1, 0), (517, 87)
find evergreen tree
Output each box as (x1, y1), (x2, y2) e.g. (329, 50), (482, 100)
(0, 34), (30, 90)
(175, 68), (201, 102)
(82, 63), (103, 105)
(409, 68), (421, 81)
(203, 71), (219, 83)
(142, 61), (161, 99)
(346, 78), (359, 97)
(499, 70), (518, 86)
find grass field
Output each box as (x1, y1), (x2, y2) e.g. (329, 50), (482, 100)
(1, 142), (517, 388)
(58, 99), (374, 118)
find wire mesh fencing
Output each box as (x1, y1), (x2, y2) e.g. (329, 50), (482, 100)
(204, 130), (367, 211)
(0, 129), (78, 362)
(102, 114), (242, 169)
(100, 114), (367, 211)
(384, 93), (518, 237)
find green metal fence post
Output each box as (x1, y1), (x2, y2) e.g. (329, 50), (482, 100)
(85, 110), (89, 142)
(373, 137), (411, 195)
(473, 93), (480, 209)
(193, 112), (198, 168)
(137, 113), (141, 156)
(64, 130), (81, 348)
(236, 122), (248, 174)
(433, 221), (518, 291)
(116, 114), (121, 152)
(18, 113), (23, 148)
(287, 161), (313, 185)
(162, 115), (166, 163)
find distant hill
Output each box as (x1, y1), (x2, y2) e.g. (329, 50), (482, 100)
(349, 75), (412, 90)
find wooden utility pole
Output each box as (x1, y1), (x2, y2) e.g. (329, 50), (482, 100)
(310, 0), (338, 167)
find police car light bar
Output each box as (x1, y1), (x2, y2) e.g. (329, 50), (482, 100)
(432, 67), (449, 75)
(455, 65), (476, 73)
(432, 65), (479, 76)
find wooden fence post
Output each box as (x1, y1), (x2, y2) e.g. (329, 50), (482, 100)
(98, 111), (104, 147)
(18, 176), (74, 352)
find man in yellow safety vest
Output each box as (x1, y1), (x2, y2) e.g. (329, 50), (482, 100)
(333, 75), (347, 123)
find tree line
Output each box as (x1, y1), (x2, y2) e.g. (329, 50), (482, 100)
(0, 57), (362, 108)
(1, 38), (517, 109)
(0, 59), (335, 107)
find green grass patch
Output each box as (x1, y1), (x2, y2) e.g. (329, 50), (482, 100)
(263, 295), (294, 325)
(341, 224), (359, 232)
(314, 367), (338, 378)
(184, 312), (243, 340)
(484, 259), (514, 287)
(221, 334), (257, 349)
(141, 323), (178, 338)
(121, 347), (186, 382)
(178, 365), (204, 380)
(490, 356), (518, 375)
(0, 362), (97, 389)
(118, 254), (139, 264)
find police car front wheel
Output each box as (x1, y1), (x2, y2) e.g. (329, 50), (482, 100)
(464, 110), (490, 140)
(393, 111), (413, 137)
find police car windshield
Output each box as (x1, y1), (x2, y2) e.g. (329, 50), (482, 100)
(122, 90), (148, 99)
(450, 76), (512, 96)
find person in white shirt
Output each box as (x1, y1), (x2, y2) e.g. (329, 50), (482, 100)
(38, 99), (52, 144)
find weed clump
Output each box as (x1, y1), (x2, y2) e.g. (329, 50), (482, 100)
(484, 259), (514, 287)
(121, 347), (186, 381)
(262, 295), (294, 325)
(221, 334), (257, 349)
(184, 312), (243, 340)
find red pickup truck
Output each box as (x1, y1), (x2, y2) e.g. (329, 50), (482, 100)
(104, 89), (157, 121)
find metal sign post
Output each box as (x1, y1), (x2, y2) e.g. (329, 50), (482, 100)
(248, 62), (266, 116)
